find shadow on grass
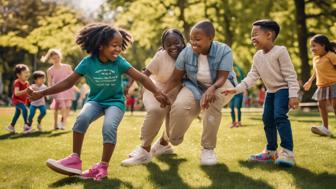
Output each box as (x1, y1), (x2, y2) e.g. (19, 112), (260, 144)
(49, 177), (133, 189)
(146, 154), (192, 189)
(145, 155), (273, 189)
(0, 130), (70, 140)
(199, 163), (273, 189)
(239, 160), (336, 189)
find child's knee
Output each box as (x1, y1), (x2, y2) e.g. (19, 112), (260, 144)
(102, 126), (117, 144)
(147, 106), (165, 116)
(73, 115), (91, 133)
(169, 137), (183, 146)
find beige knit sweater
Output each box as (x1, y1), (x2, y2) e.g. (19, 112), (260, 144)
(236, 45), (300, 98)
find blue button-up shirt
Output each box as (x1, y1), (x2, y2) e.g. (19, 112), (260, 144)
(176, 41), (236, 100)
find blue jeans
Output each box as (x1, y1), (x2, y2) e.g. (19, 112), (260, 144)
(230, 93), (243, 122)
(28, 105), (46, 124)
(263, 89), (293, 151)
(72, 101), (124, 144)
(10, 103), (28, 126)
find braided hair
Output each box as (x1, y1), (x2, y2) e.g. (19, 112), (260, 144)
(76, 23), (133, 54)
(161, 28), (186, 49)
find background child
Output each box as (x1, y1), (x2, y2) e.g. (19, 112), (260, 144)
(28, 71), (47, 131)
(7, 64), (31, 134)
(28, 23), (169, 181)
(122, 28), (186, 166)
(223, 19), (300, 167)
(229, 63), (245, 128)
(164, 20), (236, 166)
(42, 49), (75, 130)
(303, 34), (336, 136)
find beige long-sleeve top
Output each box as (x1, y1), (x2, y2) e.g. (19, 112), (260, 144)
(236, 45), (299, 98)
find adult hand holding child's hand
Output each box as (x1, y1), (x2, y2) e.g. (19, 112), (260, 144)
(154, 91), (170, 108)
(27, 87), (44, 101)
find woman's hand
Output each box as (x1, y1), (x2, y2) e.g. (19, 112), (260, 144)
(154, 91), (170, 108)
(27, 87), (44, 101)
(201, 86), (216, 109)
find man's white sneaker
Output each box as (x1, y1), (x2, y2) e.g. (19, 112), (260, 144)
(121, 147), (151, 166)
(200, 149), (218, 166)
(150, 139), (174, 156)
(311, 126), (331, 136)
(6, 125), (16, 133)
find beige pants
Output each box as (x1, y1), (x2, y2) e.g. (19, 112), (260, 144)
(140, 87), (180, 147)
(168, 80), (234, 149)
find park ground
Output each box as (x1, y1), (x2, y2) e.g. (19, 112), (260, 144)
(0, 107), (335, 189)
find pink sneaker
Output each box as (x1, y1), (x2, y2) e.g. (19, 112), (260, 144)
(46, 154), (82, 175)
(80, 162), (108, 181)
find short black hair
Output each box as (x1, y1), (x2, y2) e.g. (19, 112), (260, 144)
(192, 20), (215, 38)
(76, 23), (133, 54)
(14, 64), (29, 77)
(253, 19), (280, 41)
(161, 28), (186, 49)
(32, 70), (46, 80)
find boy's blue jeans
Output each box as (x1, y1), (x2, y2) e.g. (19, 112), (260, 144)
(263, 89), (293, 151)
(10, 103), (28, 126)
(28, 105), (47, 124)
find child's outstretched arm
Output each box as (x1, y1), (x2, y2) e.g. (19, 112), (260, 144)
(303, 71), (316, 91)
(124, 69), (151, 95)
(222, 63), (260, 95)
(125, 67), (170, 107)
(27, 72), (81, 100)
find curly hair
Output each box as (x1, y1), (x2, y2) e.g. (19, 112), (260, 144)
(76, 23), (133, 54)
(161, 28), (186, 49)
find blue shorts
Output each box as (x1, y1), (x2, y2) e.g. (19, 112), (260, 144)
(72, 101), (124, 144)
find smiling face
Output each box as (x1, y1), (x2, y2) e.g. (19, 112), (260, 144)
(49, 53), (61, 64)
(17, 69), (30, 82)
(163, 33), (184, 59)
(190, 28), (213, 55)
(100, 32), (123, 62)
(251, 26), (273, 50)
(310, 40), (327, 56)
(35, 76), (46, 85)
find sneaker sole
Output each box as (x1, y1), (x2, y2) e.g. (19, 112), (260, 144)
(248, 158), (275, 164)
(46, 159), (81, 176)
(6, 128), (16, 133)
(77, 175), (107, 180)
(200, 161), (218, 166)
(275, 160), (294, 167)
(311, 127), (329, 136)
(121, 158), (151, 166)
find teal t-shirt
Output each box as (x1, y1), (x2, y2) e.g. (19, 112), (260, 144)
(75, 55), (132, 111)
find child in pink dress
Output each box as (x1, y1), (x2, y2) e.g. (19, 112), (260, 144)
(42, 49), (75, 130)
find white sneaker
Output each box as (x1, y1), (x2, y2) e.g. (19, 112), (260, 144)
(200, 149), (218, 166)
(311, 126), (331, 136)
(275, 148), (295, 167)
(150, 139), (174, 157)
(58, 122), (65, 130)
(37, 123), (42, 132)
(121, 147), (151, 166)
(23, 124), (33, 134)
(6, 125), (16, 133)
(128, 146), (145, 158)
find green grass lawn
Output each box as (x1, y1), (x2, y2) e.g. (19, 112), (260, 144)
(0, 107), (335, 189)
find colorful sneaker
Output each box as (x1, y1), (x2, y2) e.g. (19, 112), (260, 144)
(80, 162), (108, 181)
(6, 125), (16, 133)
(122, 147), (151, 166)
(23, 124), (33, 134)
(275, 148), (295, 167)
(200, 149), (218, 166)
(151, 139), (174, 156)
(248, 150), (277, 163)
(311, 126), (331, 136)
(37, 123), (42, 132)
(46, 153), (82, 175)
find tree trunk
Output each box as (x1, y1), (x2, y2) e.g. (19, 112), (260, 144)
(294, 0), (312, 102)
(177, 0), (191, 40)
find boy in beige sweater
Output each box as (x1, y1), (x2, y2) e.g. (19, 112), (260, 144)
(223, 19), (299, 167)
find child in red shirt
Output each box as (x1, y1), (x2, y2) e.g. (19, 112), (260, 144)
(7, 64), (31, 134)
